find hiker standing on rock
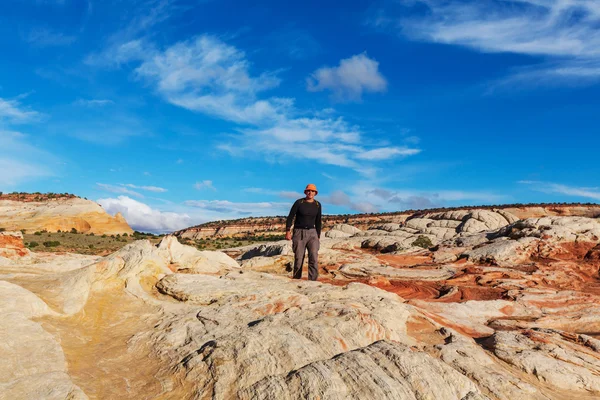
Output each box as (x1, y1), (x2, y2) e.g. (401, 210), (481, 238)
(285, 184), (322, 281)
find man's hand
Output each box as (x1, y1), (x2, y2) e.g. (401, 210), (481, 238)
(285, 231), (292, 241)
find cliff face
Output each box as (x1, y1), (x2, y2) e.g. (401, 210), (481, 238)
(176, 203), (600, 239)
(0, 198), (133, 235)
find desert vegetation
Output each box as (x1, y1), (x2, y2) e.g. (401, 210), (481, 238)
(0, 191), (79, 202)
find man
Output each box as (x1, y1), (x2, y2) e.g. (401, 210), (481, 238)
(285, 183), (322, 281)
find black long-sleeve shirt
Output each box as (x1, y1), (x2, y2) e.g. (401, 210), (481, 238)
(286, 198), (322, 237)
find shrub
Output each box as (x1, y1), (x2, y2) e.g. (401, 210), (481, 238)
(101, 234), (107, 238)
(0, 228), (5, 232)
(88, 244), (94, 249)
(43, 241), (60, 247)
(70, 228), (78, 234)
(412, 235), (433, 249)
(88, 232), (95, 236)
(28, 241), (39, 248)
(122, 233), (128, 237)
(34, 231), (42, 236)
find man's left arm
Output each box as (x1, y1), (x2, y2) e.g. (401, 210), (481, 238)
(316, 203), (322, 238)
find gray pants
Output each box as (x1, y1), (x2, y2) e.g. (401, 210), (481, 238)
(292, 228), (320, 281)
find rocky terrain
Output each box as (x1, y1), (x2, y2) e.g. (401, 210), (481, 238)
(0, 195), (132, 235)
(176, 203), (600, 239)
(2, 206), (600, 399)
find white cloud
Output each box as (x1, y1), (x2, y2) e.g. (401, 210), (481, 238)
(349, 185), (507, 212)
(520, 180), (600, 200)
(307, 53), (388, 101)
(320, 190), (380, 213)
(355, 147), (421, 160)
(135, 35), (282, 124)
(96, 183), (143, 198)
(73, 99), (114, 107)
(98, 196), (192, 233)
(383, 0), (600, 84)
(124, 184), (167, 193)
(90, 34), (418, 171)
(243, 188), (302, 199)
(184, 199), (289, 215)
(194, 180), (216, 191)
(0, 97), (39, 123)
(279, 191), (303, 199)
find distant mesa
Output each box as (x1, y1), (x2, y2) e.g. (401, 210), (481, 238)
(0, 192), (133, 235)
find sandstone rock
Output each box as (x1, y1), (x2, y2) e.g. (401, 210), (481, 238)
(330, 223), (362, 235)
(241, 241), (292, 260)
(339, 263), (455, 281)
(436, 330), (547, 400)
(0, 231), (29, 259)
(433, 250), (458, 264)
(405, 218), (434, 231)
(484, 329), (600, 395)
(158, 235), (239, 273)
(0, 313), (88, 400)
(241, 340), (481, 400)
(462, 237), (538, 266)
(0, 198), (132, 234)
(325, 229), (352, 238)
(369, 223), (401, 232)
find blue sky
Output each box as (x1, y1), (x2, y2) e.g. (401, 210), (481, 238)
(1, 0), (599, 232)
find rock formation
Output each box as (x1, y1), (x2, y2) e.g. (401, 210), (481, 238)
(0, 197), (132, 234)
(176, 203), (600, 239)
(3, 206), (600, 399)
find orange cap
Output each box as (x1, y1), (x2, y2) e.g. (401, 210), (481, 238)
(304, 183), (318, 194)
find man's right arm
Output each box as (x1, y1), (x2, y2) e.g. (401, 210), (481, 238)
(285, 200), (299, 240)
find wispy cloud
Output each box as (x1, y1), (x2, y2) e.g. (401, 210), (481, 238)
(194, 180), (216, 191)
(320, 190), (380, 213)
(520, 180), (600, 200)
(243, 187), (302, 199)
(135, 35), (283, 124)
(376, 0), (600, 85)
(340, 185), (507, 212)
(307, 53), (388, 101)
(184, 199), (289, 215)
(89, 33), (418, 172)
(96, 183), (143, 198)
(73, 98), (114, 107)
(124, 183), (167, 193)
(0, 97), (40, 124)
(25, 27), (76, 47)
(98, 195), (192, 233)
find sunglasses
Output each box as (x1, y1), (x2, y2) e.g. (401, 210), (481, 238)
(305, 190), (317, 193)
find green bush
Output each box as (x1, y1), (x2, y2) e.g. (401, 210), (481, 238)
(122, 233), (128, 237)
(101, 234), (107, 238)
(43, 241), (61, 248)
(70, 228), (78, 234)
(88, 244), (94, 249)
(28, 241), (39, 248)
(412, 235), (433, 249)
(34, 231), (42, 236)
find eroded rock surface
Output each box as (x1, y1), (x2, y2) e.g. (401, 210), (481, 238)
(3, 211), (600, 399)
